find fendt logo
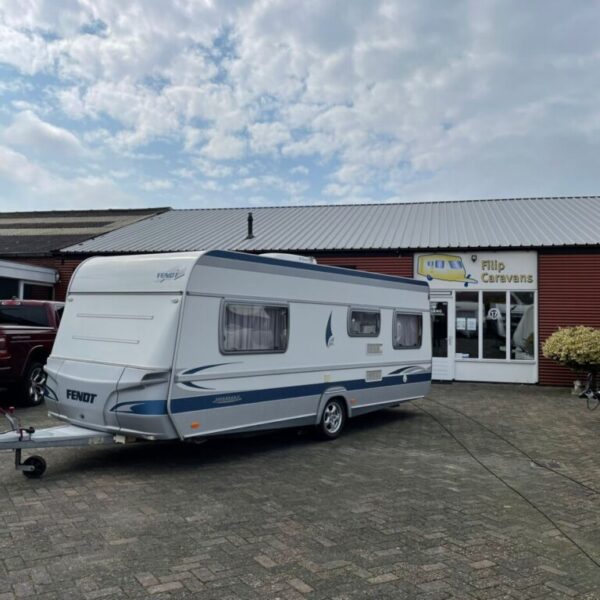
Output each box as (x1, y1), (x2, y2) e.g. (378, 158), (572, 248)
(66, 389), (97, 404)
(156, 267), (186, 283)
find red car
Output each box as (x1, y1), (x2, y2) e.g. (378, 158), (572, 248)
(0, 300), (64, 405)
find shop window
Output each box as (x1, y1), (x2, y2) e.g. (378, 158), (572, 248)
(483, 291), (507, 359)
(348, 309), (380, 337)
(455, 291), (478, 358)
(221, 302), (288, 354)
(393, 312), (422, 348)
(510, 292), (535, 360)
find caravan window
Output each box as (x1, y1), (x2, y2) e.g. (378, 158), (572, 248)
(221, 302), (289, 354)
(393, 312), (422, 349)
(348, 309), (381, 337)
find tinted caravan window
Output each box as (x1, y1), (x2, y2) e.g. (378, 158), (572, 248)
(348, 309), (381, 337)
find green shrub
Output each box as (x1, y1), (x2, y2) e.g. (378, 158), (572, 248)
(542, 326), (600, 369)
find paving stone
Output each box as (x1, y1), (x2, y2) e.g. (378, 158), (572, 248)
(1, 383), (599, 599)
(288, 578), (314, 593)
(145, 581), (184, 595)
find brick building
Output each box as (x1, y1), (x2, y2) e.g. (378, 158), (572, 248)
(5, 197), (600, 386)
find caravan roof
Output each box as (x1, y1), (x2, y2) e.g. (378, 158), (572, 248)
(69, 250), (429, 295)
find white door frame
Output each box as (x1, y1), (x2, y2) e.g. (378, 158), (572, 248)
(430, 291), (455, 381)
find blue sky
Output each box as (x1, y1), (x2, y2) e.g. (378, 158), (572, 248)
(1, 1), (600, 210)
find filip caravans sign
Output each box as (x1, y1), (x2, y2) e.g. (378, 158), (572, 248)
(413, 251), (537, 290)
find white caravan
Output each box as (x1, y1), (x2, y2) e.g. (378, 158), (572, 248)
(1, 251), (431, 477)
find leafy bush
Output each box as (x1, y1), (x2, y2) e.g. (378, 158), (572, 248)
(542, 326), (600, 369)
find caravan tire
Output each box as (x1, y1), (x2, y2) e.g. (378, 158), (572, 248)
(316, 398), (346, 440)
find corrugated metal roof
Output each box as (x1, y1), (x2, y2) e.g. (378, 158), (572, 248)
(60, 197), (600, 254)
(0, 207), (169, 256)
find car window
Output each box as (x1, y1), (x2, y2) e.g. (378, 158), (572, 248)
(0, 306), (50, 326)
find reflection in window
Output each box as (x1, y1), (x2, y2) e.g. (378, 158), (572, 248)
(456, 291), (478, 358)
(0, 277), (19, 299)
(430, 301), (448, 358)
(348, 309), (380, 337)
(483, 291), (507, 359)
(511, 292), (535, 360)
(23, 283), (53, 300)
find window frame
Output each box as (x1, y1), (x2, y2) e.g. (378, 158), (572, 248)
(219, 299), (290, 355)
(347, 307), (381, 338)
(392, 310), (423, 349)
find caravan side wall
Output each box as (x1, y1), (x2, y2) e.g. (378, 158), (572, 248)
(169, 253), (431, 438)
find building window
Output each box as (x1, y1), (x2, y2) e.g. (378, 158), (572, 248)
(455, 290), (536, 361)
(221, 302), (288, 354)
(348, 309), (380, 337)
(23, 283), (54, 300)
(0, 278), (19, 299)
(483, 291), (507, 359)
(393, 312), (422, 349)
(456, 291), (479, 358)
(510, 292), (535, 360)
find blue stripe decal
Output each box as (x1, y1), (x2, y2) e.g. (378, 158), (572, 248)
(181, 362), (239, 376)
(205, 250), (429, 288)
(110, 372), (430, 416)
(111, 400), (168, 415)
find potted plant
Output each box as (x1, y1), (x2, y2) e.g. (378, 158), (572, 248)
(542, 326), (600, 392)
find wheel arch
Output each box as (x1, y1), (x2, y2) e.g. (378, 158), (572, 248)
(15, 345), (49, 379)
(315, 387), (351, 425)
(23, 345), (49, 376)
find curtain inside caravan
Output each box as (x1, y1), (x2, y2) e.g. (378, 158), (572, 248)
(393, 313), (422, 348)
(222, 303), (288, 353)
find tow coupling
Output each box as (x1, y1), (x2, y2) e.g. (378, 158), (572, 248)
(0, 406), (116, 479)
(0, 406), (45, 478)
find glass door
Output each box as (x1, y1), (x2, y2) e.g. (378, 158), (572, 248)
(430, 298), (455, 380)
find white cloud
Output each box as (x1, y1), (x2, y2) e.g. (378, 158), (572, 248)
(0, 144), (136, 209)
(0, 144), (48, 185)
(142, 178), (174, 191)
(3, 110), (85, 157)
(201, 131), (246, 160)
(1, 0), (600, 207)
(248, 122), (291, 155)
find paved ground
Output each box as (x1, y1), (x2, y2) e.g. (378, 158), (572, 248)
(1, 383), (600, 599)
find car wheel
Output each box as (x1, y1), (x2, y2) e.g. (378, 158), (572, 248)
(23, 361), (46, 406)
(316, 398), (346, 440)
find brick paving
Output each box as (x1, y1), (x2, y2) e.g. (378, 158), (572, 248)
(1, 383), (599, 599)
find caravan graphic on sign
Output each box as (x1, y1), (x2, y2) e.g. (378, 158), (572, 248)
(417, 254), (478, 286)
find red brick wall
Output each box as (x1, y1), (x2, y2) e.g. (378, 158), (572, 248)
(538, 252), (600, 386)
(7, 257), (84, 301)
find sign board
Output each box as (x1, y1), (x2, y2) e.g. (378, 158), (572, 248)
(414, 251), (537, 290)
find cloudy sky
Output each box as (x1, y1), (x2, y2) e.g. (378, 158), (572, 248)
(0, 1), (599, 210)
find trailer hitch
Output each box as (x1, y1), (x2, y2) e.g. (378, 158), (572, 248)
(1, 406), (46, 478)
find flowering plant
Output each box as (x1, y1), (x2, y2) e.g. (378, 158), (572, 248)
(542, 326), (600, 369)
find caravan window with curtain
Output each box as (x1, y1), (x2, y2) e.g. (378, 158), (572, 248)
(221, 302), (289, 354)
(393, 312), (422, 349)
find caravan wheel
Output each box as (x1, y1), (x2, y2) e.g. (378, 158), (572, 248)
(316, 398), (346, 440)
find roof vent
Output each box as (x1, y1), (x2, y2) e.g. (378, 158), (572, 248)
(246, 212), (254, 239)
